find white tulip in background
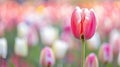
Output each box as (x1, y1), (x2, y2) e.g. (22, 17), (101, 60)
(17, 22), (29, 38)
(52, 39), (68, 59)
(40, 26), (58, 46)
(87, 32), (101, 50)
(14, 37), (28, 57)
(0, 38), (7, 59)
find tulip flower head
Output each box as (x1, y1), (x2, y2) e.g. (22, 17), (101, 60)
(99, 43), (113, 64)
(85, 53), (99, 67)
(71, 6), (96, 40)
(40, 47), (55, 67)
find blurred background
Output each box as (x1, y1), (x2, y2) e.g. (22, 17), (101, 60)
(0, 0), (120, 67)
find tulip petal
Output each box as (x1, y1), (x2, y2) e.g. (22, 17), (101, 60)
(71, 7), (82, 39)
(84, 9), (96, 39)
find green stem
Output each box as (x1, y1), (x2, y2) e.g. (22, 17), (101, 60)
(102, 63), (109, 67)
(81, 39), (85, 67)
(19, 57), (22, 67)
(66, 63), (71, 67)
(106, 63), (109, 67)
(57, 60), (63, 67)
(113, 56), (117, 67)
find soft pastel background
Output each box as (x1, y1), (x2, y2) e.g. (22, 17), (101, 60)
(0, 0), (120, 67)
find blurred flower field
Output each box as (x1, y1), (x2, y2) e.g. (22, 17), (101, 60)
(0, 0), (120, 67)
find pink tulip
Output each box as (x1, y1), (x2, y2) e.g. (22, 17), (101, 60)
(61, 19), (72, 43)
(85, 53), (99, 67)
(11, 55), (29, 67)
(109, 29), (120, 56)
(71, 6), (96, 40)
(40, 47), (55, 67)
(99, 43), (113, 64)
(0, 57), (7, 67)
(0, 1), (21, 31)
(27, 26), (38, 46)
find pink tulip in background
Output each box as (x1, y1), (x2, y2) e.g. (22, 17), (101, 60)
(40, 47), (55, 67)
(109, 29), (120, 56)
(11, 55), (29, 67)
(0, 58), (7, 67)
(99, 43), (113, 64)
(85, 53), (99, 67)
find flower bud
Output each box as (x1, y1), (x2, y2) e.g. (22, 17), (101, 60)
(40, 47), (55, 67)
(99, 43), (113, 64)
(85, 53), (99, 67)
